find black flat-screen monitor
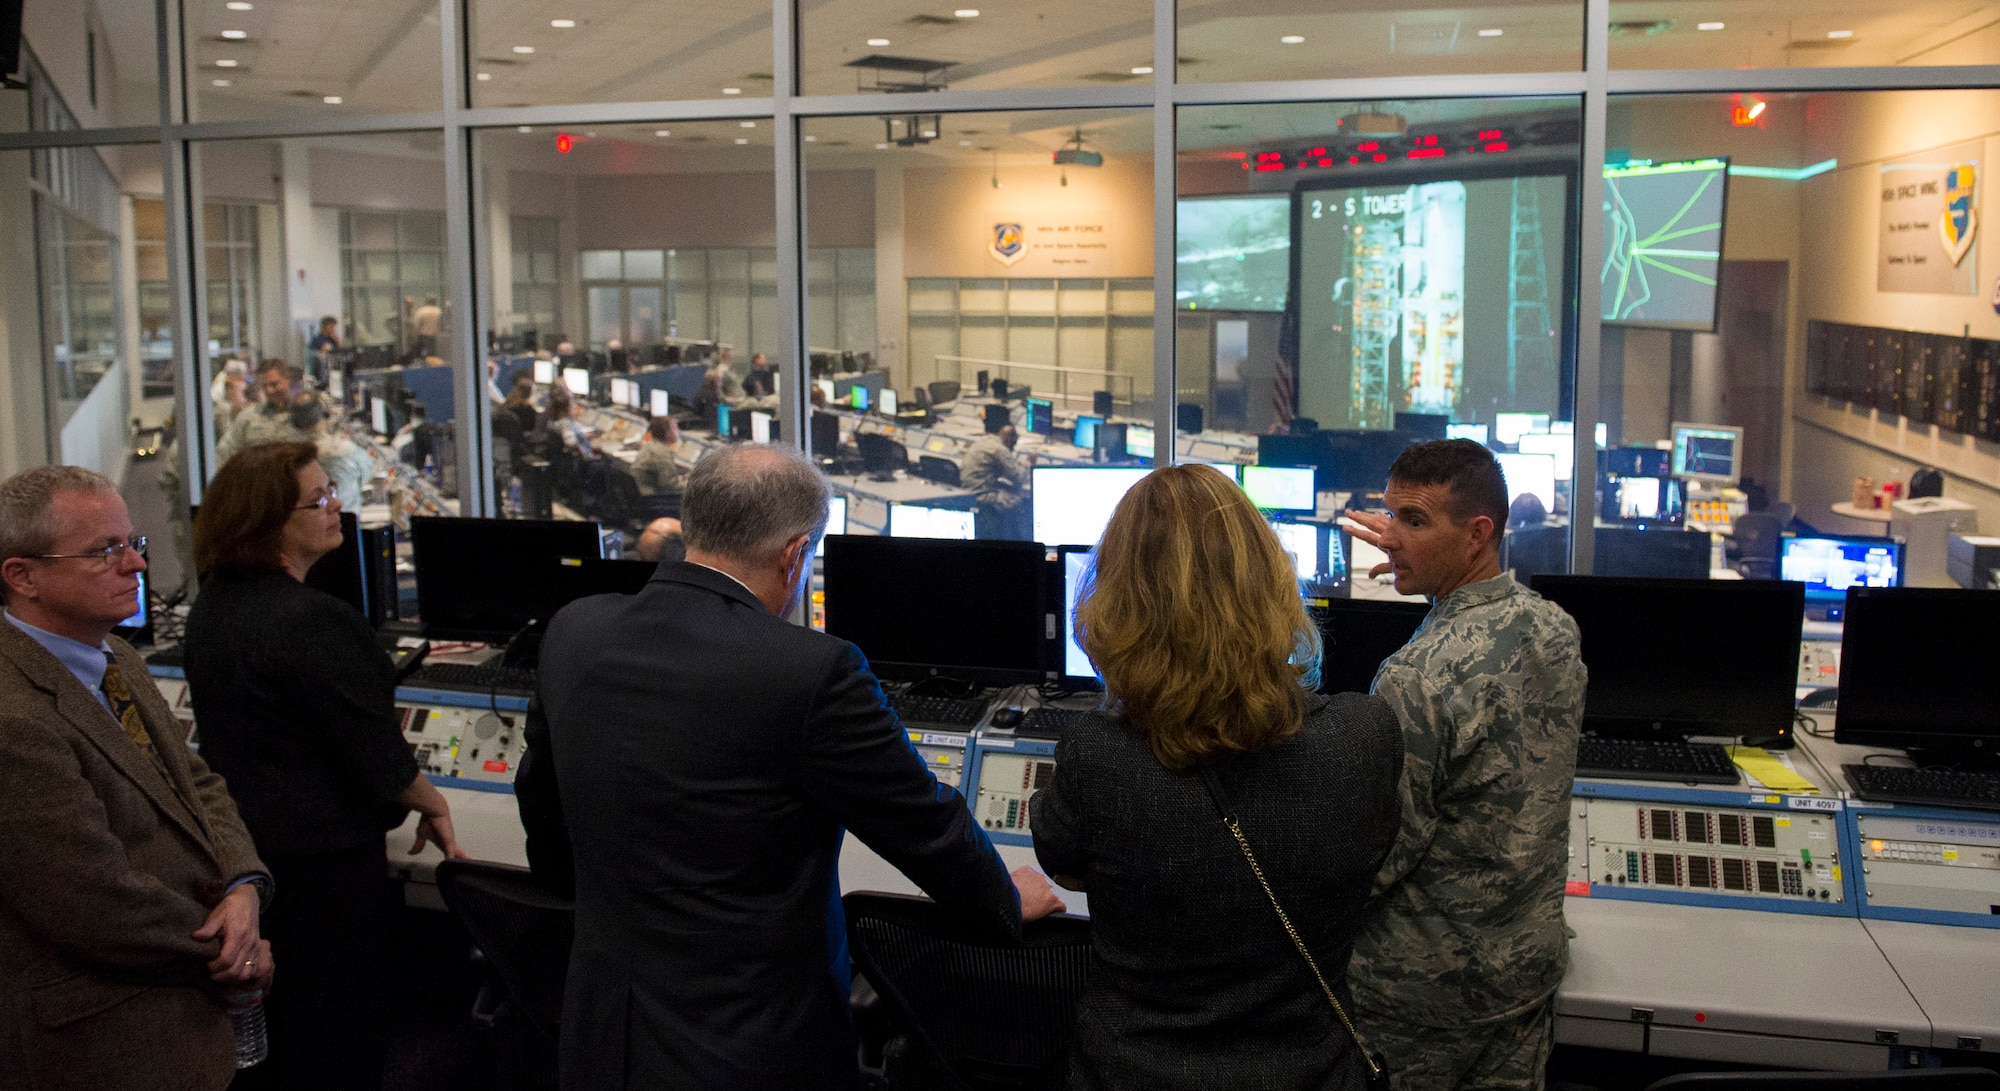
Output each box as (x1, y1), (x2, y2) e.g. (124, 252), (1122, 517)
(1592, 525), (1707, 579)
(1835, 587), (2000, 763)
(410, 516), (605, 642)
(1600, 446), (1673, 479)
(810, 411), (841, 459)
(305, 511), (376, 625)
(1532, 575), (1804, 743)
(1313, 597), (1428, 697)
(821, 536), (1046, 686)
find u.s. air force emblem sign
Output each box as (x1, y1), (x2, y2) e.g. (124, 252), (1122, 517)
(1940, 165), (1978, 267)
(989, 222), (1026, 267)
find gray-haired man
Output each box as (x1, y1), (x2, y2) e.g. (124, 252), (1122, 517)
(516, 443), (1061, 1090)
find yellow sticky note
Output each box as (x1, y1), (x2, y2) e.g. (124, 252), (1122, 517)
(1832, 866), (1842, 881)
(1943, 850), (1959, 862)
(1777, 818), (1792, 827)
(1727, 747), (1821, 794)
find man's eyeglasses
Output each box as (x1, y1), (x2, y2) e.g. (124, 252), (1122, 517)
(30, 537), (147, 566)
(295, 484), (339, 511)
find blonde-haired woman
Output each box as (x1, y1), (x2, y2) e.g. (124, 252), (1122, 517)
(1031, 464), (1403, 1091)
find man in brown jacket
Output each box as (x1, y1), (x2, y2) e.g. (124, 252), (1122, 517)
(0, 465), (274, 1091)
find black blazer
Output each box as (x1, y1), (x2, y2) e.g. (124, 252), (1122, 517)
(1031, 694), (1403, 1091)
(516, 561), (1022, 1091)
(182, 567), (418, 858)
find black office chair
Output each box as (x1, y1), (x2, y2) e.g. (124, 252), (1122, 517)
(928, 380), (962, 406)
(915, 455), (962, 488)
(1645, 1070), (2000, 1091)
(598, 465), (641, 533)
(636, 490), (682, 523)
(1733, 511), (1785, 580)
(1504, 524), (1569, 585)
(435, 860), (574, 1091)
(844, 891), (1093, 1091)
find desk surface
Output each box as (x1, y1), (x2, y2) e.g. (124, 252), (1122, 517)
(1831, 502), (1894, 523)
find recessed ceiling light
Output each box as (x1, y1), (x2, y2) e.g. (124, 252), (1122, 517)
(740, 120), (756, 127)
(954, 8), (979, 16)
(735, 138), (749, 144)
(211, 78), (232, 86)
(1476, 27), (1502, 37)
(876, 142), (889, 149)
(1827, 28), (1853, 37)
(1697, 21), (1724, 30)
(214, 58), (238, 67)
(550, 18), (576, 28)
(224, 1), (252, 9)
(1280, 34), (1304, 44)
(512, 45), (535, 54)
(476, 72), (491, 80)
(322, 96), (342, 104)
(867, 37), (891, 46)
(1131, 65), (1153, 74)
(804, 134), (818, 141)
(960, 139), (971, 145)
(517, 125), (532, 133)
(220, 29), (247, 39)
(655, 129), (671, 136)
(722, 86), (742, 94)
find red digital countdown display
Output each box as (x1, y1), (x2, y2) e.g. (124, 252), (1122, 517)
(1233, 128), (1513, 173)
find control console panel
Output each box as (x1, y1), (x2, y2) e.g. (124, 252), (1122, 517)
(400, 702), (525, 786)
(970, 736), (1058, 845)
(1851, 811), (2000, 926)
(908, 729), (969, 789)
(1572, 796), (1845, 909)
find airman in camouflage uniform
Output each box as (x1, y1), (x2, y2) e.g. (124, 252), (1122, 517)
(1341, 439), (1585, 1091)
(219, 363), (307, 463)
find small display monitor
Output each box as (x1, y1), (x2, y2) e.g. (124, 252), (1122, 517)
(369, 396), (388, 435)
(1242, 465), (1316, 512)
(1032, 466), (1150, 547)
(851, 385), (870, 411)
(1187, 461), (1242, 484)
(816, 378), (835, 405)
(1602, 446), (1672, 478)
(1269, 520), (1321, 582)
(1057, 545), (1098, 685)
(1603, 475), (1686, 526)
(327, 368), (344, 400)
(609, 377), (633, 407)
(1494, 452), (1557, 514)
(1493, 412), (1549, 446)
(810, 411), (840, 457)
(649, 388), (669, 417)
(889, 504), (976, 540)
(821, 536), (1046, 685)
(1025, 397), (1054, 435)
(409, 516), (606, 642)
(533, 359), (556, 385)
(1125, 424), (1155, 460)
(716, 404), (733, 438)
(1072, 415), (1101, 451)
(562, 367), (591, 396)
(815, 494), (847, 558)
(880, 388), (899, 416)
(1781, 535), (1903, 600)
(1532, 575), (1804, 743)
(1515, 432), (1575, 481)
(1446, 423), (1489, 445)
(1312, 598), (1429, 696)
(114, 567), (149, 640)
(1671, 422), (1743, 485)
(1835, 587), (2000, 758)
(750, 411), (773, 444)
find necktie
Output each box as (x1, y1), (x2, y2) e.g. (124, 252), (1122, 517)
(100, 653), (161, 760)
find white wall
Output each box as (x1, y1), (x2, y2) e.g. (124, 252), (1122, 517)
(57, 360), (130, 483)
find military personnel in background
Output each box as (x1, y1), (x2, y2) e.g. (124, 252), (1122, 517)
(1341, 438), (1586, 1091)
(631, 416), (689, 497)
(218, 360), (306, 462)
(961, 421), (1033, 540)
(292, 393), (375, 512)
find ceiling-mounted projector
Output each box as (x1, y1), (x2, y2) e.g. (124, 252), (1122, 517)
(1052, 147), (1102, 167)
(1342, 112), (1408, 137)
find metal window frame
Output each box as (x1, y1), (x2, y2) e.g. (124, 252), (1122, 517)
(0, 0), (1989, 576)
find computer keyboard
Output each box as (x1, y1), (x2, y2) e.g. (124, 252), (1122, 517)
(1018, 708), (1085, 738)
(1842, 764), (2000, 812)
(889, 693), (987, 728)
(407, 661), (539, 696)
(1575, 737), (1740, 785)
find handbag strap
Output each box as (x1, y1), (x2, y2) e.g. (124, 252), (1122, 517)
(1199, 767), (1383, 1081)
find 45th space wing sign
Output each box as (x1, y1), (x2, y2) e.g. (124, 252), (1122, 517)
(1880, 141), (1981, 295)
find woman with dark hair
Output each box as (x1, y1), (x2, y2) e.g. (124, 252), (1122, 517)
(1031, 464), (1404, 1091)
(182, 441), (465, 1091)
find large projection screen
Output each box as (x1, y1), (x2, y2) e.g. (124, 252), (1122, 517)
(1600, 157), (1729, 331)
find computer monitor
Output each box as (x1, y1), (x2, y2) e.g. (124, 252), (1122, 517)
(1671, 421), (1744, 486)
(1269, 520), (1322, 582)
(816, 378), (835, 405)
(880, 388), (899, 416)
(856, 432), (906, 479)
(1024, 397), (1053, 435)
(369, 396), (388, 435)
(1394, 412), (1450, 440)
(1601, 446), (1673, 478)
(1781, 535), (1903, 602)
(815, 494), (847, 558)
(568, 557), (659, 598)
(326, 368), (344, 401)
(1446, 423), (1490, 445)
(1531, 575), (1804, 743)
(1515, 432), (1574, 481)
(821, 536), (1046, 685)
(562, 367), (590, 396)
(113, 568), (150, 645)
(889, 503), (976, 540)
(715, 404), (733, 439)
(1242, 465), (1316, 513)
(1592, 526), (1710, 579)
(533, 359), (556, 385)
(1834, 587), (2000, 762)
(1125, 424), (1155, 461)
(1187, 461), (1242, 484)
(609, 377), (634, 408)
(649, 388), (669, 417)
(1031, 466), (1150, 546)
(851, 385), (870, 411)
(1493, 412), (1549, 446)
(1494, 452), (1557, 514)
(1601, 475), (1686, 526)
(750, 411), (773, 444)
(1095, 422), (1127, 462)
(409, 516), (605, 642)
(1312, 598), (1428, 696)
(1072, 415), (1101, 451)
(1056, 545), (1099, 686)
(810, 411), (841, 458)
(305, 511), (380, 628)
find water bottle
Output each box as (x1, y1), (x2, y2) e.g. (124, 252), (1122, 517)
(224, 988), (269, 1068)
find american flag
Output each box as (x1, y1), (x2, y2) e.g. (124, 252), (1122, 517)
(1271, 352), (1295, 429)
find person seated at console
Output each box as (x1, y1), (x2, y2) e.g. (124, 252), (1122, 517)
(1031, 464), (1403, 1091)
(546, 387), (610, 511)
(743, 352), (778, 400)
(634, 516), (686, 564)
(708, 355), (748, 409)
(631, 417), (688, 497)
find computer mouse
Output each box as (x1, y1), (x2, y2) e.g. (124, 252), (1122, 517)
(991, 707), (1024, 729)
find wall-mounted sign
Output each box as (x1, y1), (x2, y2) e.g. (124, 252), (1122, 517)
(1879, 141), (1981, 295)
(984, 220), (1111, 272)
(989, 222), (1026, 267)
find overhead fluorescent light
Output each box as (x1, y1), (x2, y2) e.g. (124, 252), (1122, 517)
(867, 37), (891, 46)
(1477, 27), (1503, 37)
(550, 18), (576, 28)
(1827, 29), (1853, 38)
(214, 58), (238, 67)
(954, 8), (980, 16)
(220, 29), (247, 39)
(1698, 21), (1724, 29)
(1280, 34), (1304, 43)
(512, 45), (535, 54)
(322, 96), (342, 104)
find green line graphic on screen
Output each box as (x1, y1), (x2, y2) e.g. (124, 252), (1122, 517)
(1601, 158), (1728, 329)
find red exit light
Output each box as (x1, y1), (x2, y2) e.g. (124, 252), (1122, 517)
(555, 133), (575, 153)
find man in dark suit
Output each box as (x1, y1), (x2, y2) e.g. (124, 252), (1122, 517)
(517, 443), (1061, 1090)
(0, 465), (274, 1091)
